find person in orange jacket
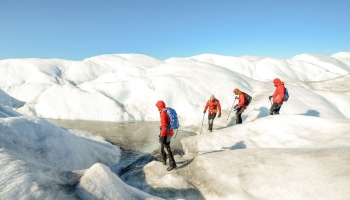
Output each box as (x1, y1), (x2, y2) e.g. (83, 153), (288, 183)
(233, 88), (247, 124)
(203, 94), (221, 132)
(155, 100), (177, 171)
(269, 78), (286, 115)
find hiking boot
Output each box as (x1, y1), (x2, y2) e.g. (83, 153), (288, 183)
(210, 129), (212, 132)
(167, 165), (177, 171)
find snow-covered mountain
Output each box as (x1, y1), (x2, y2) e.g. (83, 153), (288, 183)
(1, 52), (350, 199)
(1, 53), (350, 126)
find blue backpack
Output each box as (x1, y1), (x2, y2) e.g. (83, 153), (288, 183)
(166, 107), (179, 131)
(283, 88), (289, 102)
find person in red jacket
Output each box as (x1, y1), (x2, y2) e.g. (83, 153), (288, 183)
(203, 94), (221, 132)
(233, 88), (247, 124)
(155, 100), (177, 171)
(269, 78), (286, 115)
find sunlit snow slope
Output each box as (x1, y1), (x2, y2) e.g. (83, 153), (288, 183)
(0, 53), (349, 126)
(1, 52), (350, 200)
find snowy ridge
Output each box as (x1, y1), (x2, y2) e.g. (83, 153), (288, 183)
(0, 89), (24, 108)
(1, 53), (350, 199)
(189, 53), (350, 81)
(0, 52), (350, 123)
(0, 100), (162, 199)
(0, 104), (22, 118)
(0, 116), (120, 171)
(76, 163), (162, 200)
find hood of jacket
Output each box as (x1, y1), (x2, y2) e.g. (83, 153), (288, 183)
(156, 100), (166, 111)
(273, 78), (284, 87)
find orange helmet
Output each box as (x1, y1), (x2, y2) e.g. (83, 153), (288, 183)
(233, 88), (241, 95)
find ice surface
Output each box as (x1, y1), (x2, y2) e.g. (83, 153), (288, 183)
(76, 163), (162, 200)
(0, 101), (159, 199)
(132, 115), (350, 199)
(1, 53), (350, 199)
(137, 148), (350, 200)
(171, 149), (350, 200)
(181, 115), (350, 156)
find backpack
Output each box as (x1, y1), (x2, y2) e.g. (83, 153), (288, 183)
(244, 93), (252, 106)
(166, 107), (179, 131)
(283, 88), (289, 102)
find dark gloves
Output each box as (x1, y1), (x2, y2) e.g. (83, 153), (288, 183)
(159, 126), (162, 130)
(218, 113), (221, 118)
(269, 96), (272, 100)
(203, 110), (206, 114)
(235, 96), (239, 99)
(234, 104), (239, 111)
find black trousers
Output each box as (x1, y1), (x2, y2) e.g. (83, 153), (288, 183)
(160, 136), (176, 167)
(235, 108), (245, 124)
(270, 102), (282, 115)
(208, 113), (217, 130)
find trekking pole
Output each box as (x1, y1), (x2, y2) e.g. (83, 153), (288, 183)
(269, 96), (273, 106)
(199, 113), (205, 134)
(227, 98), (237, 120)
(173, 128), (179, 139)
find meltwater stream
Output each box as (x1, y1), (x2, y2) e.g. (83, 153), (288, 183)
(46, 119), (196, 176)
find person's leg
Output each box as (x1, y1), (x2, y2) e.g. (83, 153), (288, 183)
(270, 103), (279, 115)
(269, 103), (275, 115)
(207, 113), (211, 130)
(275, 104), (282, 114)
(209, 113), (216, 131)
(160, 137), (167, 165)
(164, 135), (176, 170)
(235, 108), (242, 124)
(236, 108), (246, 124)
(238, 113), (242, 124)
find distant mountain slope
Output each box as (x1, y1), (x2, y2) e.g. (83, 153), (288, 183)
(0, 52), (349, 123)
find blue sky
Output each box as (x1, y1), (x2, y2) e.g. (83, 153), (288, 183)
(0, 0), (349, 60)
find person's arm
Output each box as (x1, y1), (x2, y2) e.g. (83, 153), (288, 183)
(272, 88), (278, 102)
(160, 112), (167, 137)
(217, 100), (221, 114)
